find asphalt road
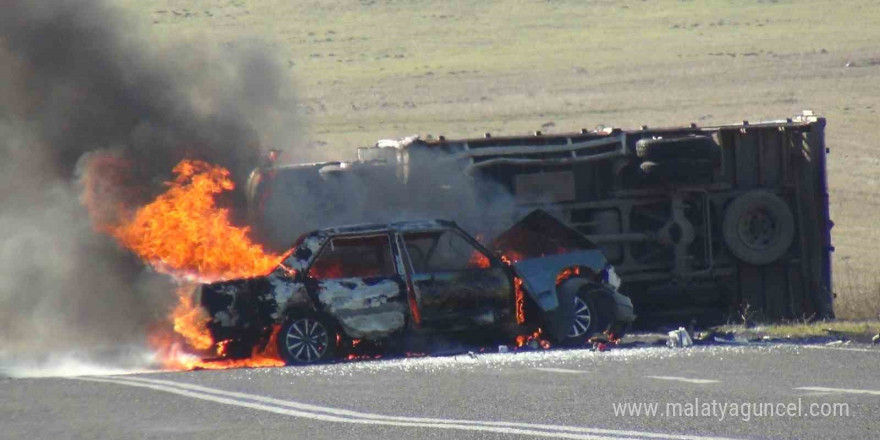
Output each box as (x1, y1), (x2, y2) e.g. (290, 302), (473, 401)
(1, 343), (878, 440)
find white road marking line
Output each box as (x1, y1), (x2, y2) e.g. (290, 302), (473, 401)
(76, 376), (635, 440)
(795, 386), (880, 396)
(798, 391), (841, 397)
(533, 367), (588, 374)
(76, 375), (748, 440)
(801, 345), (879, 354)
(646, 376), (720, 385)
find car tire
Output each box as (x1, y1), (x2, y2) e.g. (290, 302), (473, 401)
(553, 281), (615, 347)
(722, 190), (795, 265)
(636, 135), (721, 162)
(277, 312), (338, 365)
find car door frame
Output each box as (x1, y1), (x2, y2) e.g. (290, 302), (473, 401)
(396, 226), (515, 329)
(299, 231), (410, 339)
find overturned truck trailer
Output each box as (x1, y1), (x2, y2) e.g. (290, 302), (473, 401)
(249, 111), (833, 326)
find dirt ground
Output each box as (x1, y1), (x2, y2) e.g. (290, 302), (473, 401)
(116, 0), (880, 319)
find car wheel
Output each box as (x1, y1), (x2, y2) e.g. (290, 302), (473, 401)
(568, 294), (594, 338)
(553, 282), (614, 347)
(722, 190), (795, 265)
(277, 313), (338, 365)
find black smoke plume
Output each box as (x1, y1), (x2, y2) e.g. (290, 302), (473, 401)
(0, 0), (299, 364)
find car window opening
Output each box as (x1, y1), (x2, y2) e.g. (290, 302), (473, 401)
(402, 230), (491, 273)
(309, 234), (395, 279)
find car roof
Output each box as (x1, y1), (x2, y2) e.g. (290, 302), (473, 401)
(308, 219), (459, 237)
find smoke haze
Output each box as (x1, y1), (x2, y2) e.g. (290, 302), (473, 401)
(0, 0), (300, 363)
(256, 146), (519, 251)
(0, 0), (520, 375)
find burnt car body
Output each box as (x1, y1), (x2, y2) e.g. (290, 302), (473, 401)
(200, 210), (634, 364)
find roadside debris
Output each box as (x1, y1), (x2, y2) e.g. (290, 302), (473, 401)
(667, 327), (694, 348)
(823, 328), (853, 341)
(712, 335), (750, 345)
(514, 329), (552, 350)
(588, 332), (618, 352)
(760, 335), (788, 343)
(694, 330), (715, 342)
(824, 340), (851, 346)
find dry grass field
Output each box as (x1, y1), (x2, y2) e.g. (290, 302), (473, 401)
(115, 0), (880, 319)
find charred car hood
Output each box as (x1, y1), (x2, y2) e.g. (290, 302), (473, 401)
(491, 210), (608, 312)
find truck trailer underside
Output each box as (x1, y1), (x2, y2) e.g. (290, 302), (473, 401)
(250, 112), (833, 326)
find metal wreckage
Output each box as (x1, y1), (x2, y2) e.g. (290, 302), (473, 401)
(202, 210), (635, 364)
(201, 111), (834, 364)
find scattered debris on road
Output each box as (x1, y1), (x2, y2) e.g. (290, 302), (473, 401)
(666, 327), (694, 348)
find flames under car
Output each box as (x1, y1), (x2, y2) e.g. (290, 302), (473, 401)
(199, 210), (635, 364)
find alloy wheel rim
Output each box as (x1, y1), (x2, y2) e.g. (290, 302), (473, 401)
(285, 318), (329, 363)
(567, 296), (592, 337)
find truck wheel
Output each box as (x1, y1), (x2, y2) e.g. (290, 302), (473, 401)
(636, 135), (721, 162)
(640, 159), (715, 183)
(553, 281), (614, 347)
(722, 191), (795, 265)
(277, 312), (338, 365)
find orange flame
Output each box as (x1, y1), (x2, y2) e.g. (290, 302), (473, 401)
(154, 324), (284, 370)
(515, 328), (551, 350)
(501, 253), (526, 325)
(109, 160), (280, 281)
(500, 250), (525, 265)
(467, 250), (491, 269)
(555, 266), (582, 286)
(513, 277), (525, 325)
(171, 284), (213, 351)
(346, 354), (383, 361)
(92, 159), (284, 370)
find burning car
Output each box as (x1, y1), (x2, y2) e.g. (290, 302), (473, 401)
(200, 210), (634, 364)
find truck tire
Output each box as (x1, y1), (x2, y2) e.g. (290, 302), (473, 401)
(639, 159), (715, 183)
(277, 312), (338, 365)
(722, 191), (795, 265)
(636, 135), (721, 162)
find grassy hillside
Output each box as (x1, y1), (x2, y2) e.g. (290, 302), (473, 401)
(116, 0), (880, 319)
